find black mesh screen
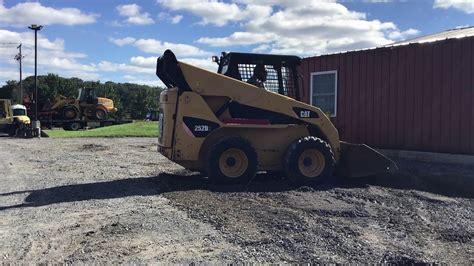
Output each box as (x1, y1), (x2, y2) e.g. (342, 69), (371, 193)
(238, 64), (255, 81)
(265, 66), (279, 93)
(281, 66), (296, 99)
(237, 64), (296, 98)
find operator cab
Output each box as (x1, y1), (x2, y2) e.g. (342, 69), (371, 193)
(213, 52), (302, 101)
(78, 88), (98, 104)
(12, 104), (27, 116)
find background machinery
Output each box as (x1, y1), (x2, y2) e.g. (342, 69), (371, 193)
(155, 50), (396, 185)
(38, 88), (118, 130)
(0, 99), (35, 137)
(40, 88), (116, 121)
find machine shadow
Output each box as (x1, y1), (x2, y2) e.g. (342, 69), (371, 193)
(1, 167), (472, 211)
(0, 177), (161, 211)
(0, 172), (336, 211)
(0, 173), (293, 210)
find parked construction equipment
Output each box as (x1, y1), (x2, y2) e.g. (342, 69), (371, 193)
(0, 99), (35, 137)
(155, 50), (396, 185)
(39, 88), (116, 120)
(38, 88), (119, 130)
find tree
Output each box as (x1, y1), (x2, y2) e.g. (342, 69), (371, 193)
(0, 74), (164, 119)
(0, 80), (17, 101)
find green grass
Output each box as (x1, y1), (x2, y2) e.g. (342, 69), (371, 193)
(45, 121), (158, 138)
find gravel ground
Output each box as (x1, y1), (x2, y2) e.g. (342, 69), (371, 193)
(0, 137), (472, 263)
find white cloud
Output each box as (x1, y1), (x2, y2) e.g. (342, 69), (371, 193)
(0, 29), (99, 85)
(388, 28), (420, 40)
(123, 75), (164, 87)
(362, 0), (394, 2)
(171, 15), (183, 24)
(158, 12), (183, 24)
(107, 20), (125, 27)
(134, 39), (208, 55)
(120, 55), (218, 87)
(97, 60), (153, 75)
(116, 4), (155, 25)
(130, 56), (156, 68)
(180, 58), (217, 72)
(0, 68), (33, 82)
(198, 32), (276, 47)
(128, 55), (217, 72)
(109, 37), (211, 56)
(185, 1), (419, 56)
(109, 37), (136, 46)
(0, 2), (98, 26)
(157, 0), (273, 26)
(434, 0), (474, 14)
(97, 56), (158, 77)
(252, 44), (271, 53)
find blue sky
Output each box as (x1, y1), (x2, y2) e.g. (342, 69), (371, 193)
(0, 0), (473, 86)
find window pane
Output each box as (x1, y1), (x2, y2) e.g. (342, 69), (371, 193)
(311, 72), (336, 116)
(312, 73), (335, 94)
(313, 95), (335, 115)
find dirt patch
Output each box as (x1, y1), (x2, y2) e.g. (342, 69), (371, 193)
(157, 171), (473, 263)
(0, 138), (473, 263)
(80, 144), (109, 151)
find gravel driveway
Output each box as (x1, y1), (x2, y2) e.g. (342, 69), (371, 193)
(0, 137), (472, 263)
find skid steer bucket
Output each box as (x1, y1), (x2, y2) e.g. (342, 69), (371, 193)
(337, 142), (398, 178)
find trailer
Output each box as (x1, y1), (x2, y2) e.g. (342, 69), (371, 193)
(40, 118), (132, 131)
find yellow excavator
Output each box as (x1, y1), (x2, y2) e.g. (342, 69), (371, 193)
(155, 50), (396, 185)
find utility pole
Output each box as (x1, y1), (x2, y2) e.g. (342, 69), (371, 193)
(14, 44), (24, 104)
(28, 24), (43, 137)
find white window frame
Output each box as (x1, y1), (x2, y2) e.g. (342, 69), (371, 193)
(310, 70), (338, 117)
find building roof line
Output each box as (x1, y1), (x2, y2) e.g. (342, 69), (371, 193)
(305, 26), (474, 59)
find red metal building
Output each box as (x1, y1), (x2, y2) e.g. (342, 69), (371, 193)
(301, 27), (474, 155)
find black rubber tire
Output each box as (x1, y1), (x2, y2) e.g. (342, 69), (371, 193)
(69, 122), (81, 131)
(8, 122), (19, 137)
(284, 136), (335, 185)
(95, 109), (107, 120)
(206, 136), (258, 185)
(26, 128), (34, 138)
(62, 106), (78, 120)
(15, 127), (25, 138)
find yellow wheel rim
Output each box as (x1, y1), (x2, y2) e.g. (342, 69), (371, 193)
(219, 148), (248, 178)
(298, 149), (325, 178)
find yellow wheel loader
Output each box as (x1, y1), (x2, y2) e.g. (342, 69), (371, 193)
(155, 50), (396, 185)
(39, 88), (117, 121)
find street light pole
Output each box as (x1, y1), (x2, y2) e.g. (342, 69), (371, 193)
(28, 24), (43, 137)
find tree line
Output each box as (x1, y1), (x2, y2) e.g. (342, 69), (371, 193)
(0, 74), (164, 119)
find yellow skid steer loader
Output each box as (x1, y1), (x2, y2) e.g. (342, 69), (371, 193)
(156, 50), (396, 185)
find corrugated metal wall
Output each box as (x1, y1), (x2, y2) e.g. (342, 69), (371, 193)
(301, 36), (474, 155)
